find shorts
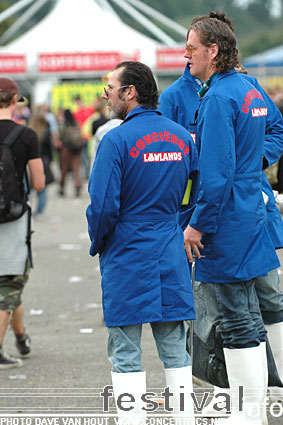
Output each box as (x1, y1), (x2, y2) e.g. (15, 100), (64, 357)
(0, 261), (30, 312)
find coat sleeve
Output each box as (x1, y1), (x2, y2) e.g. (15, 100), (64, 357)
(253, 82), (283, 168)
(158, 89), (177, 121)
(177, 137), (200, 230)
(86, 133), (122, 256)
(189, 95), (236, 234)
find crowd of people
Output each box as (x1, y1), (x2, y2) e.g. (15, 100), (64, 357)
(8, 94), (110, 217)
(0, 85), (110, 366)
(0, 8), (283, 425)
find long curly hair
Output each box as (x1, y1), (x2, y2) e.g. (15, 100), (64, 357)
(189, 12), (241, 73)
(114, 61), (159, 109)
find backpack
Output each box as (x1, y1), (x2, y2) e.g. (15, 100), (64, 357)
(0, 124), (29, 223)
(64, 124), (83, 153)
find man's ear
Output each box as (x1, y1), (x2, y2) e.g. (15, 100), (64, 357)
(11, 94), (18, 105)
(209, 43), (219, 61)
(127, 85), (136, 101)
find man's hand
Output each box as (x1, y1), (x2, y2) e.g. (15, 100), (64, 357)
(184, 225), (204, 262)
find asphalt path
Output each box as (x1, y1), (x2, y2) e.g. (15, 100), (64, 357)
(0, 174), (282, 425)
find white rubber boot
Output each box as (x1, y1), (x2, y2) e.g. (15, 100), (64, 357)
(111, 371), (146, 425)
(265, 322), (283, 402)
(202, 386), (230, 417)
(259, 342), (269, 425)
(164, 366), (194, 425)
(215, 346), (266, 425)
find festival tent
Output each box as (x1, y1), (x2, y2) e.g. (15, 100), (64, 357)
(0, 0), (181, 102)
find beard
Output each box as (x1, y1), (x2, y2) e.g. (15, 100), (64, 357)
(109, 94), (127, 120)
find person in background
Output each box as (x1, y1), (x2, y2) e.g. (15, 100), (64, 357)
(73, 95), (95, 180)
(0, 78), (45, 368)
(271, 93), (283, 194)
(29, 106), (54, 217)
(13, 98), (30, 125)
(58, 109), (82, 197)
(90, 118), (122, 168)
(91, 98), (109, 137)
(40, 103), (60, 150)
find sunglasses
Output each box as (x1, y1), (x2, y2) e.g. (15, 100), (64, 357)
(103, 85), (129, 97)
(185, 45), (198, 55)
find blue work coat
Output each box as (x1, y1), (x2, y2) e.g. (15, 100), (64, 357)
(241, 74), (283, 249)
(86, 107), (199, 326)
(158, 63), (202, 129)
(159, 66), (283, 251)
(189, 70), (280, 283)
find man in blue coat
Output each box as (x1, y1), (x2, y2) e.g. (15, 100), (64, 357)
(159, 53), (283, 414)
(86, 61), (199, 424)
(182, 15), (280, 425)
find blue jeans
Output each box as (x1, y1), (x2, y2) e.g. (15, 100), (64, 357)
(255, 268), (283, 325)
(82, 141), (90, 179)
(36, 188), (47, 214)
(107, 321), (191, 373)
(201, 279), (267, 349)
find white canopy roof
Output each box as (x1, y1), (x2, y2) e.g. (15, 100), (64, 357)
(243, 44), (283, 68)
(0, 0), (161, 74)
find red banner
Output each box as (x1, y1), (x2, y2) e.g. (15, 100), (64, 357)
(38, 51), (139, 73)
(0, 54), (26, 73)
(156, 48), (187, 69)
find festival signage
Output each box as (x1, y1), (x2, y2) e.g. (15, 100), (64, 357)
(156, 47), (187, 70)
(38, 51), (139, 73)
(0, 54), (26, 73)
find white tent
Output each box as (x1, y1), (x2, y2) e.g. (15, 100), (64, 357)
(0, 0), (162, 70)
(0, 0), (168, 102)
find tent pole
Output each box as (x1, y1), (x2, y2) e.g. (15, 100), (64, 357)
(0, 0), (50, 45)
(125, 0), (187, 38)
(109, 0), (175, 46)
(0, 0), (35, 25)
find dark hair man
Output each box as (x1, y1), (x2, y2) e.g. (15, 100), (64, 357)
(86, 61), (199, 424)
(0, 78), (45, 368)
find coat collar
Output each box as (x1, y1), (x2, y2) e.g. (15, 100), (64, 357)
(123, 106), (161, 124)
(183, 63), (203, 88)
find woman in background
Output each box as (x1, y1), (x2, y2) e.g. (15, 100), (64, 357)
(57, 109), (82, 197)
(29, 106), (54, 216)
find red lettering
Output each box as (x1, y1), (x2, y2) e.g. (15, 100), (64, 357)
(130, 147), (139, 158)
(164, 131), (170, 142)
(242, 104), (249, 114)
(151, 132), (159, 142)
(184, 146), (190, 156)
(136, 139), (146, 150)
(171, 134), (178, 145)
(244, 96), (251, 106)
(143, 134), (153, 145)
(246, 91), (254, 101)
(178, 139), (185, 150)
(159, 132), (164, 141)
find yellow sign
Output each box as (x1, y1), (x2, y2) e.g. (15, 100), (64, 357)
(51, 81), (105, 112)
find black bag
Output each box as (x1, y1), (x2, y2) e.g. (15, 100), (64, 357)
(0, 124), (28, 223)
(187, 281), (283, 388)
(64, 125), (83, 154)
(42, 156), (55, 185)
